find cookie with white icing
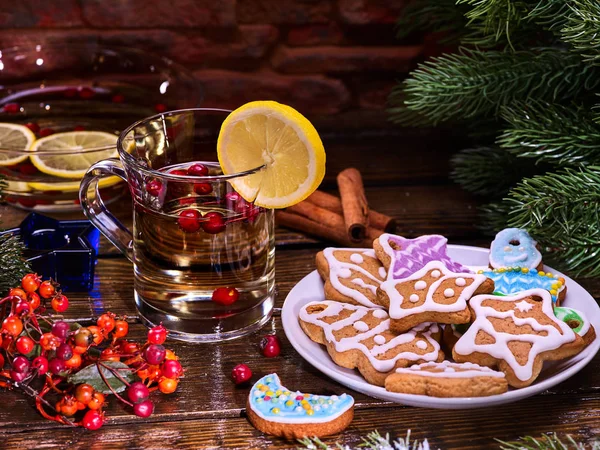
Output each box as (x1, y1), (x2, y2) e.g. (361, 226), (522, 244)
(376, 260), (494, 334)
(316, 248), (386, 308)
(373, 233), (471, 280)
(385, 361), (508, 397)
(298, 300), (443, 386)
(489, 228), (543, 271)
(246, 373), (354, 439)
(453, 289), (588, 388)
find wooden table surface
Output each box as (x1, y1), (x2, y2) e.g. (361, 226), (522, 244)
(1, 130), (599, 449)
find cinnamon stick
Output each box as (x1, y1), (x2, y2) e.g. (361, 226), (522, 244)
(337, 168), (369, 242)
(276, 210), (373, 248)
(306, 190), (396, 232)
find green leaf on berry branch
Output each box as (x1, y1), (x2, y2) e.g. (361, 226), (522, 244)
(68, 361), (134, 394)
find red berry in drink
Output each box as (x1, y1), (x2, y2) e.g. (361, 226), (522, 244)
(56, 343), (73, 361)
(51, 321), (71, 340)
(25, 122), (40, 133)
(127, 381), (150, 404)
(82, 410), (104, 430)
(12, 355), (30, 373)
(202, 211), (226, 234)
(187, 163), (208, 176)
(32, 356), (48, 375)
(2, 103), (20, 114)
(111, 94), (125, 103)
(193, 183), (212, 195)
(51, 294), (69, 313)
(147, 324), (168, 345)
(211, 287), (240, 306)
(133, 399), (154, 418)
(39, 128), (55, 137)
(259, 335), (281, 358)
(144, 344), (166, 365)
(48, 358), (67, 375)
(161, 359), (183, 379)
(231, 364), (252, 385)
(178, 209), (201, 232)
(15, 336), (35, 355)
(39, 280), (56, 299)
(146, 179), (162, 197)
(155, 103), (167, 113)
(21, 273), (41, 293)
(78, 87), (95, 99)
(74, 125), (86, 131)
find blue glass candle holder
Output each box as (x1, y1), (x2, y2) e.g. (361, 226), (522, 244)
(1, 213), (100, 291)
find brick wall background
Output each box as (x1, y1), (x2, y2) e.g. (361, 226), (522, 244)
(0, 0), (429, 128)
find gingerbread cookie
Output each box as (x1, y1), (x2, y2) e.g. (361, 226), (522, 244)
(385, 361), (508, 397)
(246, 373), (354, 439)
(479, 267), (566, 306)
(489, 228), (542, 270)
(453, 288), (588, 388)
(441, 323), (469, 354)
(376, 261), (494, 334)
(554, 306), (596, 346)
(316, 248), (386, 308)
(299, 300), (443, 386)
(374, 233), (471, 280)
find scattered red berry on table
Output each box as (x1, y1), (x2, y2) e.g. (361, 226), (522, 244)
(56, 343), (73, 361)
(259, 335), (281, 358)
(144, 344), (166, 365)
(2, 316), (23, 336)
(158, 377), (178, 394)
(75, 384), (95, 405)
(12, 355), (30, 373)
(202, 211), (226, 234)
(113, 320), (129, 338)
(127, 381), (150, 404)
(97, 313), (116, 334)
(15, 336), (35, 355)
(31, 356), (48, 375)
(133, 399), (154, 418)
(178, 209), (201, 233)
(51, 294), (69, 313)
(39, 280), (55, 299)
(231, 364), (252, 385)
(211, 287), (240, 306)
(51, 321), (71, 340)
(14, 300), (30, 316)
(87, 392), (105, 410)
(27, 292), (41, 310)
(161, 359), (183, 379)
(48, 358), (67, 375)
(9, 287), (27, 300)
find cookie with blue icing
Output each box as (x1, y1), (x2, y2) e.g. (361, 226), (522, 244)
(479, 267), (567, 306)
(489, 228), (543, 270)
(246, 373), (354, 439)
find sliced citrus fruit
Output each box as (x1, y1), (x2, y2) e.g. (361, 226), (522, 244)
(217, 101), (325, 208)
(0, 123), (36, 166)
(29, 131), (118, 179)
(28, 176), (121, 193)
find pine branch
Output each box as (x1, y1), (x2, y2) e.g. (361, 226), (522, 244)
(0, 233), (30, 295)
(401, 49), (600, 124)
(396, 0), (469, 44)
(497, 166), (600, 277)
(297, 430), (431, 450)
(498, 433), (600, 449)
(498, 101), (600, 165)
(562, 0), (600, 64)
(451, 147), (548, 198)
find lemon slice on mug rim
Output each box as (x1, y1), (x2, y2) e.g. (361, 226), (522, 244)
(217, 101), (326, 209)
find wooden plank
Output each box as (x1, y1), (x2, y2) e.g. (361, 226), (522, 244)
(1, 394), (599, 449)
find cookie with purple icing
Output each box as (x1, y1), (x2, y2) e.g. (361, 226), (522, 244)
(316, 248), (386, 308)
(373, 233), (471, 280)
(298, 300), (443, 386)
(375, 260), (494, 334)
(385, 361), (508, 397)
(246, 373), (354, 439)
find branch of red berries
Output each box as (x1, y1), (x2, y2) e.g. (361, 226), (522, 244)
(0, 273), (184, 430)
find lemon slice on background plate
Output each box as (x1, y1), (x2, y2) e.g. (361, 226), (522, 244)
(28, 177), (120, 193)
(0, 123), (36, 166)
(217, 101), (326, 208)
(29, 131), (118, 178)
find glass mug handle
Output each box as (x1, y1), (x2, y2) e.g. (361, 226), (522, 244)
(79, 158), (133, 262)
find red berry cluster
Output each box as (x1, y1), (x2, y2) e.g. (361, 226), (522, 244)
(0, 274), (184, 430)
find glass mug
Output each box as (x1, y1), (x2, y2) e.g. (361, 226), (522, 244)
(79, 109), (275, 342)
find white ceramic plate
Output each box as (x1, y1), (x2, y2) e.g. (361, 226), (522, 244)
(281, 245), (600, 409)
